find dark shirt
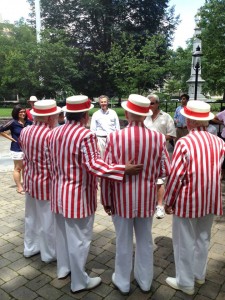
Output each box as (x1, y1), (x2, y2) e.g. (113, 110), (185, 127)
(0, 119), (32, 152)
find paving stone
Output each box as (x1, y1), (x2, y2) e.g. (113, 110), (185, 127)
(92, 236), (111, 247)
(51, 277), (71, 289)
(90, 245), (104, 256)
(1, 275), (28, 293)
(126, 288), (151, 300)
(0, 266), (18, 282)
(0, 257), (10, 268)
(58, 295), (77, 300)
(18, 265), (41, 280)
(8, 257), (31, 271)
(25, 274), (51, 291)
(94, 250), (114, 264)
(198, 281), (221, 299)
(93, 282), (113, 297)
(2, 249), (23, 262)
(37, 284), (64, 300)
(151, 284), (176, 300)
(1, 230), (20, 240)
(104, 289), (129, 300)
(0, 288), (11, 300)
(10, 286), (37, 300)
(41, 263), (57, 278)
(1, 167), (225, 300)
(216, 292), (225, 300)
(100, 269), (113, 285)
(194, 296), (213, 300)
(205, 271), (225, 285)
(0, 242), (15, 255)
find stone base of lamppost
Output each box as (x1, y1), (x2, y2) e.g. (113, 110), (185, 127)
(187, 76), (207, 101)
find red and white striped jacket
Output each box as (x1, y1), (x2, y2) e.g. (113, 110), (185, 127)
(48, 120), (125, 218)
(101, 121), (171, 218)
(20, 122), (52, 200)
(165, 127), (225, 218)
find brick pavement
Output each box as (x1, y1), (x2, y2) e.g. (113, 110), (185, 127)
(1, 137), (225, 299)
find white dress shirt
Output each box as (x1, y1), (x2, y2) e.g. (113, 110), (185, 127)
(90, 108), (120, 136)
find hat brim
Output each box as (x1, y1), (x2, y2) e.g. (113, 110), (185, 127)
(180, 108), (214, 121)
(62, 104), (94, 113)
(121, 101), (151, 116)
(30, 107), (62, 116)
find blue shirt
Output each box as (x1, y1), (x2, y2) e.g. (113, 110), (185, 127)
(174, 106), (187, 127)
(0, 119), (32, 152)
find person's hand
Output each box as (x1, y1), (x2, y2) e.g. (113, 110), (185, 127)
(104, 205), (112, 216)
(165, 204), (174, 215)
(125, 159), (143, 176)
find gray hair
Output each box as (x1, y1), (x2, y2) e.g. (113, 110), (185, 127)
(188, 119), (209, 128)
(99, 95), (109, 102)
(147, 94), (159, 103)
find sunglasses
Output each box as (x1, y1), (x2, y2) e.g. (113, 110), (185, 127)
(150, 102), (157, 105)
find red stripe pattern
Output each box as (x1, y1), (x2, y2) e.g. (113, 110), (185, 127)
(165, 127), (225, 217)
(101, 121), (171, 218)
(20, 122), (52, 200)
(48, 120), (125, 218)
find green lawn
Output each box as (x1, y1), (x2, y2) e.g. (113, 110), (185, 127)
(0, 108), (12, 117)
(0, 106), (220, 119)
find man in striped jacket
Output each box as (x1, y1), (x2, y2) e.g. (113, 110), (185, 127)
(48, 95), (143, 293)
(20, 100), (61, 262)
(165, 100), (225, 295)
(101, 94), (171, 295)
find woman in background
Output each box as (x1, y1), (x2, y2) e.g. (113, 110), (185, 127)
(0, 105), (32, 194)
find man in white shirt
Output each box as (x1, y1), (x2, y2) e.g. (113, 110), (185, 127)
(144, 94), (176, 218)
(90, 95), (120, 156)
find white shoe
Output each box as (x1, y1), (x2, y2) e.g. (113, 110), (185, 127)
(86, 277), (102, 290)
(112, 273), (130, 295)
(155, 205), (165, 219)
(195, 278), (205, 285)
(71, 277), (102, 293)
(24, 251), (40, 258)
(166, 277), (194, 295)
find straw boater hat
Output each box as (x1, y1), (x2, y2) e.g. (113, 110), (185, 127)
(121, 94), (151, 116)
(29, 96), (38, 102)
(180, 100), (214, 121)
(62, 95), (94, 113)
(30, 100), (61, 116)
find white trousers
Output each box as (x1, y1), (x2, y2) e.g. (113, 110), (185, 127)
(55, 213), (95, 292)
(24, 193), (56, 262)
(173, 214), (214, 288)
(112, 215), (153, 292)
(97, 136), (106, 158)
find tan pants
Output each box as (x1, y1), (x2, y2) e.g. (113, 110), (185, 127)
(175, 127), (189, 143)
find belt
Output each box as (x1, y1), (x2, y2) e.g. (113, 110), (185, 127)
(97, 135), (107, 138)
(177, 126), (187, 129)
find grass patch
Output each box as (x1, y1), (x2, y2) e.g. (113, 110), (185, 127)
(0, 108), (12, 117)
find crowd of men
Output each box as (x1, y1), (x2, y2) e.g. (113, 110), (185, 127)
(17, 93), (225, 296)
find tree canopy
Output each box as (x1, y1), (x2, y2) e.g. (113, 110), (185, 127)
(199, 0), (225, 99)
(0, 0), (184, 99)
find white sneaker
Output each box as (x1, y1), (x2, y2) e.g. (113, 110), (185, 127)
(155, 205), (165, 219)
(166, 277), (194, 295)
(86, 277), (102, 290)
(112, 273), (130, 295)
(195, 278), (205, 285)
(71, 277), (102, 293)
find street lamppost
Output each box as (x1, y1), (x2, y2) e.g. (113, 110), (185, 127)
(193, 45), (202, 100)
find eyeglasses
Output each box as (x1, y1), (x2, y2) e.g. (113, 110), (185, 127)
(150, 102), (157, 105)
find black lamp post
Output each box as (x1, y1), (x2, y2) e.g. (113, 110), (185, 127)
(193, 45), (203, 100)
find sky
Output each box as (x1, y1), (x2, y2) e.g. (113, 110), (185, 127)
(0, 0), (206, 50)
